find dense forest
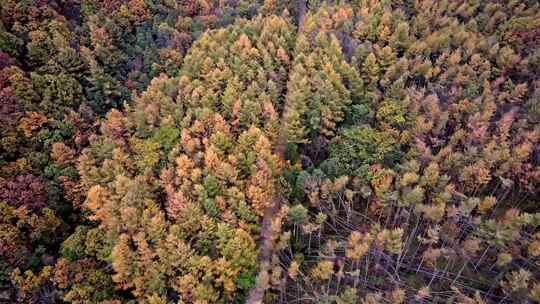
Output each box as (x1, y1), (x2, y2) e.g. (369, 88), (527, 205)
(1, 0), (539, 303)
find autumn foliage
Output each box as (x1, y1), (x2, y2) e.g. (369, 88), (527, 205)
(1, 0), (540, 303)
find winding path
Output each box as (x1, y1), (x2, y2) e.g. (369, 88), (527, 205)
(245, 2), (306, 303)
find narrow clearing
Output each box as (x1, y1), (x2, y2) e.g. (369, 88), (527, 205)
(245, 2), (306, 303)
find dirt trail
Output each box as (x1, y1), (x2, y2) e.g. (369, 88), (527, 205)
(245, 73), (289, 304)
(245, 2), (306, 303)
(244, 193), (284, 303)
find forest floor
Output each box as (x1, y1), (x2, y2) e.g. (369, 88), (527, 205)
(245, 2), (307, 303)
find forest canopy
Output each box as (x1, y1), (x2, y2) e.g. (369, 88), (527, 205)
(1, 0), (539, 303)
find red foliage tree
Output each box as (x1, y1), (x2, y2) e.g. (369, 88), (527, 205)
(0, 175), (46, 211)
